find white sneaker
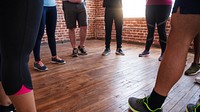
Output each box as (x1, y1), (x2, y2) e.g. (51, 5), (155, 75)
(195, 76), (200, 84)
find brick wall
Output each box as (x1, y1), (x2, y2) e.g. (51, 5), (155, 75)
(45, 0), (193, 50)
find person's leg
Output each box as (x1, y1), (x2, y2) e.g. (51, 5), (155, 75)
(114, 8), (124, 55)
(185, 34), (200, 75)
(128, 12), (200, 112)
(105, 8), (114, 50)
(139, 5), (156, 57)
(0, 82), (12, 106)
(156, 5), (172, 61)
(33, 7), (48, 71)
(0, 0), (43, 111)
(193, 34), (200, 64)
(102, 8), (113, 56)
(46, 6), (57, 57)
(33, 7), (46, 62)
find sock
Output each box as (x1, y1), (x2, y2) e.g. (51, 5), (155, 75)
(148, 90), (167, 110)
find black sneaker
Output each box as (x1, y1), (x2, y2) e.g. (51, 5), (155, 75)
(51, 56), (66, 64)
(115, 48), (125, 55)
(139, 51), (150, 57)
(34, 61), (48, 71)
(186, 96), (200, 112)
(186, 104), (200, 112)
(78, 46), (87, 55)
(102, 48), (110, 56)
(128, 96), (162, 112)
(0, 104), (16, 112)
(72, 48), (78, 57)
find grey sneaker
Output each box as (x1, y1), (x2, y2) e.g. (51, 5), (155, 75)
(34, 61), (48, 71)
(115, 48), (125, 55)
(195, 76), (200, 84)
(139, 51), (150, 57)
(158, 55), (162, 61)
(128, 96), (162, 112)
(72, 48), (78, 57)
(102, 48), (110, 56)
(185, 63), (200, 76)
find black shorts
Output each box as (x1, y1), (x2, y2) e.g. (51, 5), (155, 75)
(62, 1), (88, 29)
(172, 0), (200, 14)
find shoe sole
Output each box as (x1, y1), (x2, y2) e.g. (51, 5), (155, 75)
(51, 61), (66, 64)
(102, 53), (110, 56)
(139, 54), (149, 57)
(128, 102), (140, 112)
(185, 69), (200, 76)
(115, 52), (125, 55)
(34, 67), (48, 72)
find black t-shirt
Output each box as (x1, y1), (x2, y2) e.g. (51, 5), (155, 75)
(103, 0), (122, 8)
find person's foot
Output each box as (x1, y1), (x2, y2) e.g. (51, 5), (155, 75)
(185, 63), (200, 76)
(72, 48), (79, 57)
(115, 48), (125, 55)
(78, 46), (87, 55)
(34, 61), (48, 71)
(51, 56), (66, 64)
(102, 48), (110, 56)
(186, 95), (200, 112)
(195, 76), (200, 84)
(158, 55), (162, 61)
(0, 104), (16, 112)
(128, 96), (162, 112)
(139, 51), (150, 57)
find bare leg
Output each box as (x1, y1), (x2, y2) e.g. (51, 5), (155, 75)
(9, 91), (36, 112)
(0, 83), (12, 106)
(79, 26), (87, 47)
(154, 13), (200, 96)
(69, 28), (76, 48)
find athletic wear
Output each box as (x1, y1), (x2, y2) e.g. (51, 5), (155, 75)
(62, 1), (88, 29)
(172, 0), (200, 14)
(33, 6), (58, 62)
(44, 0), (56, 7)
(103, 0), (122, 8)
(0, 0), (43, 95)
(146, 0), (172, 5)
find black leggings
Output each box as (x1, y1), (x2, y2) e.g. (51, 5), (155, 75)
(0, 0), (43, 95)
(104, 8), (123, 49)
(145, 5), (172, 55)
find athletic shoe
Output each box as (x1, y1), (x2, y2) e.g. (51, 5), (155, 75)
(0, 104), (16, 112)
(78, 46), (87, 55)
(115, 48), (125, 55)
(34, 61), (48, 71)
(158, 55), (162, 61)
(51, 56), (66, 64)
(128, 96), (162, 112)
(185, 63), (200, 76)
(102, 48), (110, 56)
(72, 48), (79, 57)
(195, 76), (200, 84)
(186, 104), (200, 112)
(139, 51), (150, 57)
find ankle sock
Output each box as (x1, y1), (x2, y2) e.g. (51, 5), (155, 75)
(148, 90), (167, 110)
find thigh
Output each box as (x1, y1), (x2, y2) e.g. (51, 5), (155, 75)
(77, 3), (88, 27)
(62, 2), (77, 29)
(0, 0), (43, 95)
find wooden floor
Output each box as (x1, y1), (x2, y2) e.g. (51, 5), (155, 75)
(29, 40), (200, 112)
